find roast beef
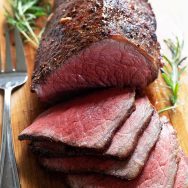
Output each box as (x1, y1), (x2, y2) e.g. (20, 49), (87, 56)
(105, 96), (153, 158)
(32, 0), (160, 101)
(174, 150), (188, 188)
(67, 121), (179, 187)
(39, 112), (161, 180)
(30, 96), (153, 159)
(30, 141), (69, 157)
(19, 88), (135, 151)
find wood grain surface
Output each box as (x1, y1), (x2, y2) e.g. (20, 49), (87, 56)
(0, 0), (188, 188)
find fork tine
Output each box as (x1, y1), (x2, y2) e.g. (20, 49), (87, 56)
(14, 28), (27, 72)
(5, 25), (14, 72)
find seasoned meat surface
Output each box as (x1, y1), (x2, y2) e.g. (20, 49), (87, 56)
(32, 0), (160, 101)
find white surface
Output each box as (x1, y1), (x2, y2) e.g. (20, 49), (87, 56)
(151, 0), (188, 54)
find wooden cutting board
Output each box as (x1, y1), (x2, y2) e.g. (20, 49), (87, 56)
(0, 0), (188, 188)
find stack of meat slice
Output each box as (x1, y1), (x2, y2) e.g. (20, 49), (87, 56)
(19, 0), (188, 187)
(19, 88), (188, 187)
(67, 119), (188, 188)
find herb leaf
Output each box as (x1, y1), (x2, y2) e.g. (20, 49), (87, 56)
(5, 0), (51, 48)
(159, 37), (187, 113)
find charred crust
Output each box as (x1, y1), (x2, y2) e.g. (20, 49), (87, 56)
(32, 0), (161, 88)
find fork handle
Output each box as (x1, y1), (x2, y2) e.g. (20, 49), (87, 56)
(0, 88), (20, 188)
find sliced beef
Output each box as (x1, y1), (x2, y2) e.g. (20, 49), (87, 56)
(67, 121), (179, 187)
(30, 141), (93, 158)
(105, 96), (153, 158)
(32, 0), (160, 102)
(174, 150), (188, 188)
(19, 89), (135, 151)
(29, 141), (69, 157)
(31, 96), (153, 159)
(30, 141), (69, 157)
(115, 112), (161, 179)
(39, 112), (161, 180)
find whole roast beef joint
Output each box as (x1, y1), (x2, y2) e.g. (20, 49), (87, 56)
(32, 0), (161, 102)
(19, 0), (188, 187)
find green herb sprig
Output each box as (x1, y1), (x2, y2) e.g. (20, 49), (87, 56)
(5, 0), (51, 48)
(159, 37), (187, 113)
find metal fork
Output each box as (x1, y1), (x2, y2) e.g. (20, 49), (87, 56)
(0, 26), (28, 188)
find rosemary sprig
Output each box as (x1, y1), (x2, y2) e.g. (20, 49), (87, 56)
(159, 37), (187, 113)
(5, 0), (51, 48)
